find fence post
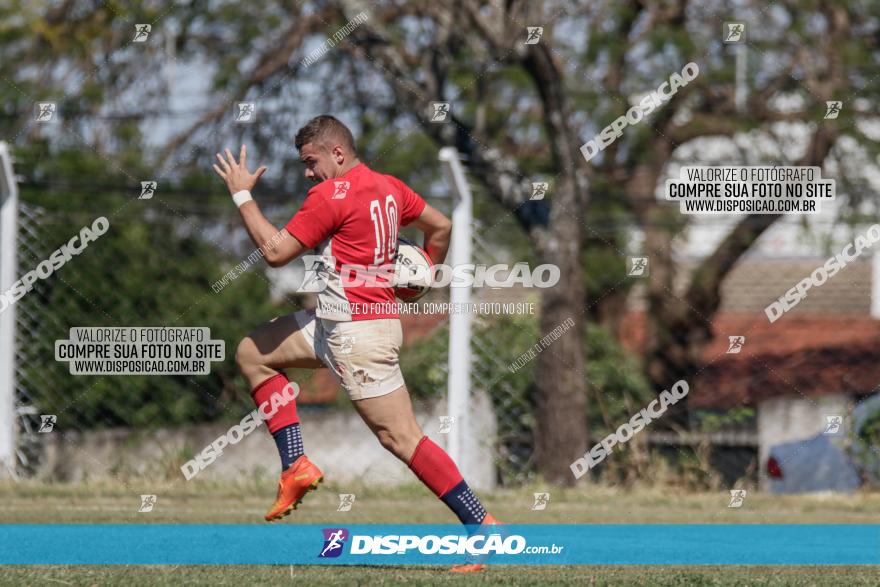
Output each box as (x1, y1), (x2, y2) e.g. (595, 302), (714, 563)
(0, 142), (19, 477)
(438, 147), (473, 478)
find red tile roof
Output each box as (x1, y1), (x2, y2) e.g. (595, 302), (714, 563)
(620, 312), (880, 408)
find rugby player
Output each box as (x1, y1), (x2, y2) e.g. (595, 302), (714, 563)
(212, 115), (496, 572)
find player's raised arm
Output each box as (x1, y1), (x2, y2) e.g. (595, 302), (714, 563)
(212, 144), (307, 267)
(411, 204), (452, 265)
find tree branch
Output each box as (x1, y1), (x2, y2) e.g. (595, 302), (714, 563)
(157, 7), (335, 167)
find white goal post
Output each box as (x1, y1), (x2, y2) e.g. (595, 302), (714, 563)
(437, 147), (474, 478)
(0, 142), (19, 478)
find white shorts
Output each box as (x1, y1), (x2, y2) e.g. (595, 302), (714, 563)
(293, 309), (405, 401)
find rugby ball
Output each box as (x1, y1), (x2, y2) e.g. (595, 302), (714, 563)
(393, 237), (433, 302)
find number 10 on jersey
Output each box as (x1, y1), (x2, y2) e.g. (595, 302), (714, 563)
(370, 195), (399, 264)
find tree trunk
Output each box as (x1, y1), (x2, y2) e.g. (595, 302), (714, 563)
(532, 177), (587, 485)
(521, 45), (589, 486)
(639, 203), (696, 429)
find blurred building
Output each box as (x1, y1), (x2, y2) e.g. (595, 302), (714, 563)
(623, 205), (880, 489)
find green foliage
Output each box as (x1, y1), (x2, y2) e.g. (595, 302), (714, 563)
(855, 408), (880, 485)
(402, 313), (651, 432)
(858, 410), (880, 446)
(399, 322), (449, 399)
(17, 174), (276, 430)
(583, 324), (653, 430)
(582, 246), (628, 306)
(696, 407), (757, 433)
(402, 312), (650, 482)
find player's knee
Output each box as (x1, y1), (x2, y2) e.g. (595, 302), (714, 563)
(375, 428), (398, 453)
(376, 427), (420, 459)
(235, 336), (260, 373)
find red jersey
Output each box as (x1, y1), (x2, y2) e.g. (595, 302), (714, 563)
(285, 163), (426, 321)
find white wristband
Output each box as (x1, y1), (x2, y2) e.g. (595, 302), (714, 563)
(232, 189), (254, 207)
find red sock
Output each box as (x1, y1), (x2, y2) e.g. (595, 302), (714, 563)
(408, 436), (464, 497)
(251, 372), (299, 434)
(408, 436), (487, 525)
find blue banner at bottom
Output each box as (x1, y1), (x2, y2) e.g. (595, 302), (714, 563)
(0, 524), (877, 565)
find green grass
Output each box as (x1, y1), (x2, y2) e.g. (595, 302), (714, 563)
(3, 565), (877, 586)
(1, 480), (878, 585)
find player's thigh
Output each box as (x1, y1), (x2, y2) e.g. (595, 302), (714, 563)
(352, 385), (422, 437)
(240, 309), (324, 369)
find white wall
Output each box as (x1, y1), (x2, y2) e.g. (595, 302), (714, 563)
(34, 393), (497, 490)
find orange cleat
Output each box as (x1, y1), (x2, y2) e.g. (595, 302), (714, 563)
(450, 514), (502, 573)
(264, 455), (323, 522)
(450, 563), (485, 574)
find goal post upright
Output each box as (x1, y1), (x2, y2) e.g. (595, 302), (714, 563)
(438, 147), (472, 474)
(0, 142), (19, 478)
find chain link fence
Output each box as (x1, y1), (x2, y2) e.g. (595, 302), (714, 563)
(11, 199), (272, 475)
(11, 198), (879, 492)
(469, 227), (536, 485)
(15, 202), (56, 471)
(10, 198), (545, 484)
(4, 201), (756, 486)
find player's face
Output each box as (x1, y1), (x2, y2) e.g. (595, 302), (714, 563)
(299, 142), (341, 183)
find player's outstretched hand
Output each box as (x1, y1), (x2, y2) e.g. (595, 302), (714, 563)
(212, 145), (267, 195)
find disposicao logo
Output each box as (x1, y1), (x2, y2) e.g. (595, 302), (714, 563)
(319, 528), (349, 558)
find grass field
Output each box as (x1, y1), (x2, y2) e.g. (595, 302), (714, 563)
(1, 479), (878, 585)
